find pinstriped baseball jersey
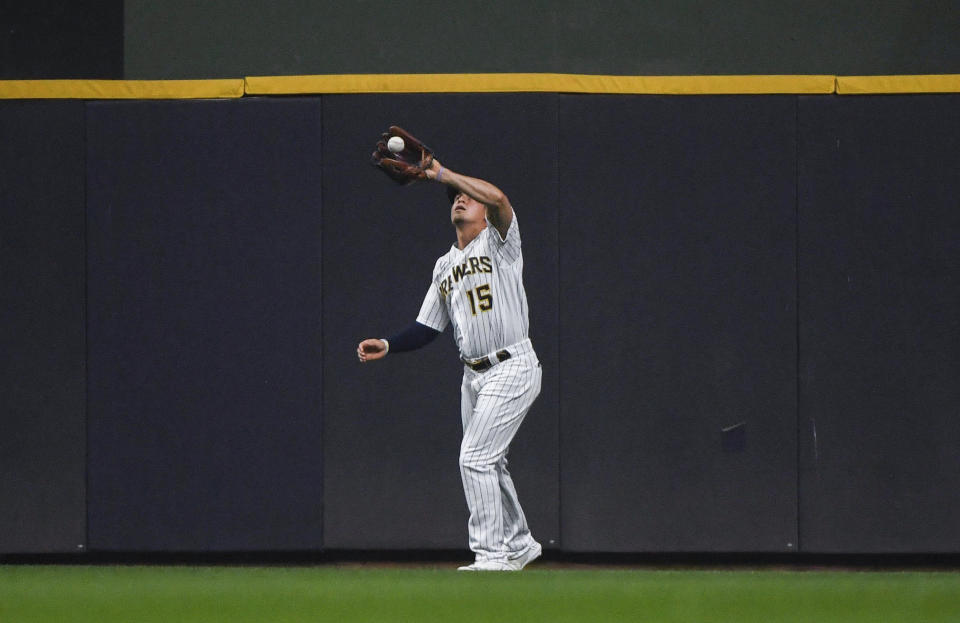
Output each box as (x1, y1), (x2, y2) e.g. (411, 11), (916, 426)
(416, 213), (528, 360)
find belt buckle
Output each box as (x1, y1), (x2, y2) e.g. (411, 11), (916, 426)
(464, 349), (511, 372)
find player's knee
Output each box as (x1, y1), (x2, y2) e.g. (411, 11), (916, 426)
(459, 447), (495, 473)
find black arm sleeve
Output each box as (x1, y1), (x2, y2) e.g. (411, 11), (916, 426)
(387, 321), (441, 353)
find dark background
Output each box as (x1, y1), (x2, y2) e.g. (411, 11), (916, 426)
(121, 1), (960, 78)
(0, 0), (122, 79)
(3, 1), (959, 79)
(1, 2), (959, 555)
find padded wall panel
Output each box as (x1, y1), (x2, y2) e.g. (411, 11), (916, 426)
(321, 95), (560, 549)
(86, 99), (323, 551)
(798, 95), (960, 552)
(558, 95), (798, 552)
(0, 102), (86, 553)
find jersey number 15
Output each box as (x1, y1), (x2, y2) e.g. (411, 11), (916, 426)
(465, 284), (493, 315)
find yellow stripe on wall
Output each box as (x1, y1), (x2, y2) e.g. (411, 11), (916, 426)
(836, 74), (960, 94)
(3, 75), (960, 99)
(244, 73), (837, 95)
(0, 79), (245, 99)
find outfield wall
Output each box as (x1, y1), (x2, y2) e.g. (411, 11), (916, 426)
(1, 91), (958, 555)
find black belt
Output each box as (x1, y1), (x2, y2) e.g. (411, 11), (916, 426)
(461, 349), (512, 372)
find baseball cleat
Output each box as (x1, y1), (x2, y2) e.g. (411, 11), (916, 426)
(508, 541), (542, 570)
(457, 560), (516, 571)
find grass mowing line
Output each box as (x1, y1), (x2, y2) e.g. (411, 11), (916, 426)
(1, 566), (958, 623)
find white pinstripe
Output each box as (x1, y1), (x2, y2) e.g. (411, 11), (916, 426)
(416, 213), (541, 563)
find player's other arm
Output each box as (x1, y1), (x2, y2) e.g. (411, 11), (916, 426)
(359, 272), (448, 363)
(357, 321), (440, 363)
(426, 159), (513, 238)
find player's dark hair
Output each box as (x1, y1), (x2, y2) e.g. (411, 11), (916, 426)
(446, 185), (459, 205)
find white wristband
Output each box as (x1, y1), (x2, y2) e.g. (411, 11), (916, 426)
(381, 339), (389, 354)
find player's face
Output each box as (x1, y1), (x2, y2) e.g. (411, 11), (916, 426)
(450, 192), (486, 227)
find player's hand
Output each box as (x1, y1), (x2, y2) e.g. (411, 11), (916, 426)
(424, 158), (443, 180)
(357, 339), (387, 363)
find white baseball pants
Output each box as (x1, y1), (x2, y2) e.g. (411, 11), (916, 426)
(459, 339), (542, 563)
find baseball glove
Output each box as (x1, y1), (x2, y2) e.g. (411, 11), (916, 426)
(371, 125), (435, 185)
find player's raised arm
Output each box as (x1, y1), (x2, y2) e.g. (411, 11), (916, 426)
(425, 159), (513, 239)
(369, 125), (513, 238)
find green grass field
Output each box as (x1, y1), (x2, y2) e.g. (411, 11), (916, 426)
(2, 565), (958, 622)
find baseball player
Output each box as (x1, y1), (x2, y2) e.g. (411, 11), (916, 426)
(359, 127), (542, 571)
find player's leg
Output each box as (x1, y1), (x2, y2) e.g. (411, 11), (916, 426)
(459, 359), (540, 562)
(498, 452), (534, 552)
(497, 363), (542, 555)
(459, 369), (486, 560)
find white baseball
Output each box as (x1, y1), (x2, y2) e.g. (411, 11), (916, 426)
(387, 136), (405, 153)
